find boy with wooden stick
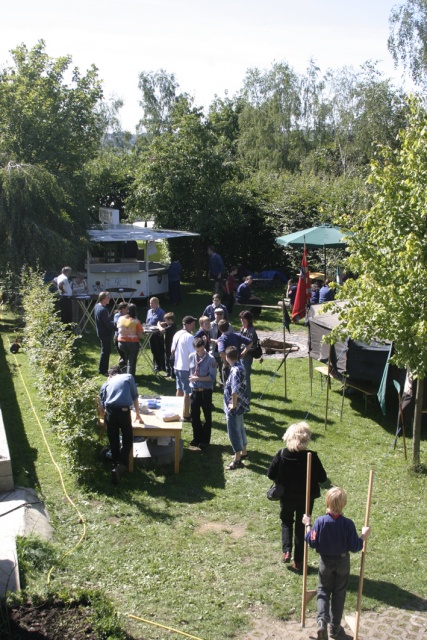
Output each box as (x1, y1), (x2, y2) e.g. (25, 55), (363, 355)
(302, 487), (370, 640)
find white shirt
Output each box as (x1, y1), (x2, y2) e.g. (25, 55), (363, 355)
(171, 329), (195, 371)
(57, 273), (72, 296)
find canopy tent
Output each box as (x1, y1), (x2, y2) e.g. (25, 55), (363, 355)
(308, 305), (424, 455)
(88, 225), (199, 243)
(276, 224), (351, 279)
(307, 303), (391, 424)
(308, 304), (390, 387)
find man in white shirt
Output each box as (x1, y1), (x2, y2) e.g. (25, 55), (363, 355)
(56, 266), (73, 324)
(171, 315), (197, 421)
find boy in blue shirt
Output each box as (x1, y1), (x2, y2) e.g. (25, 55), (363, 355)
(223, 346), (249, 470)
(303, 487), (370, 639)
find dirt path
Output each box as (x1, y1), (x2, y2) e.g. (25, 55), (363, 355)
(240, 601), (427, 639)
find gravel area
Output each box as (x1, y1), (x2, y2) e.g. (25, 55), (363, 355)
(257, 328), (309, 359)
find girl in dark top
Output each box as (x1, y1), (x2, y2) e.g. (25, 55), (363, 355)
(239, 310), (258, 403)
(267, 421), (327, 570)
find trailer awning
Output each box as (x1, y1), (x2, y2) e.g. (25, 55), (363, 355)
(88, 224), (199, 243)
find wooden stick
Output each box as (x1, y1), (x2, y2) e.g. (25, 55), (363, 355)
(309, 353), (313, 397)
(324, 345), (332, 430)
(235, 302), (282, 309)
(345, 469), (374, 640)
(301, 452), (312, 628)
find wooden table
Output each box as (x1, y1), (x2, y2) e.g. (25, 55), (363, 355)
(130, 410), (182, 474)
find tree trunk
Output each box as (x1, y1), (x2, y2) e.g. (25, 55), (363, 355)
(412, 377), (423, 466)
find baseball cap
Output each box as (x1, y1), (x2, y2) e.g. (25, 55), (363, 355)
(183, 315), (197, 324)
(214, 308), (224, 314)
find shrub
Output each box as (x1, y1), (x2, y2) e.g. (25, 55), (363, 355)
(20, 268), (98, 474)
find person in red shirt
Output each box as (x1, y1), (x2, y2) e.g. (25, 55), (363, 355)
(224, 266), (237, 313)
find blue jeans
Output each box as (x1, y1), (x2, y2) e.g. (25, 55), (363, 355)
(175, 370), (190, 394)
(317, 553), (350, 628)
(226, 412), (247, 453)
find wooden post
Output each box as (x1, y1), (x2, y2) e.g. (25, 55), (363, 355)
(301, 453), (316, 626)
(324, 345), (332, 430)
(345, 469), (374, 640)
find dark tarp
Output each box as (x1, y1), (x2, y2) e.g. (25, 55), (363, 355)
(307, 304), (390, 389)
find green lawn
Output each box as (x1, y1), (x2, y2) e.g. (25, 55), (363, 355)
(1, 284), (426, 640)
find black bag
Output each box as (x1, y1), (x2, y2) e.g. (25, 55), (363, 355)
(251, 333), (262, 359)
(243, 328), (262, 359)
(267, 482), (284, 501)
(251, 337), (262, 360)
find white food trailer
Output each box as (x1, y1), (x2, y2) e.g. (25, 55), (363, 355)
(86, 209), (199, 299)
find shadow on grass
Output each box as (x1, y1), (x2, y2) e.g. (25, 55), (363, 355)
(347, 574), (427, 610)
(79, 439), (229, 509)
(0, 337), (40, 490)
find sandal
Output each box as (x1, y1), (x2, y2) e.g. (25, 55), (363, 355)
(240, 453), (248, 460)
(226, 459), (244, 470)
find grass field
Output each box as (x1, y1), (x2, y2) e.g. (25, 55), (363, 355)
(1, 284), (426, 640)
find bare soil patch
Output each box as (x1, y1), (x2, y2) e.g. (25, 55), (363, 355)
(196, 521), (246, 540)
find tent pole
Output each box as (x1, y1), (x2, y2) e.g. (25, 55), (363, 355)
(324, 245), (327, 280)
(395, 392), (407, 460)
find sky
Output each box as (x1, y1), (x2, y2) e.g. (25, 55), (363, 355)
(1, 0), (407, 131)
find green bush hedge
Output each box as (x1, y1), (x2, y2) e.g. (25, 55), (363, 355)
(21, 268), (98, 474)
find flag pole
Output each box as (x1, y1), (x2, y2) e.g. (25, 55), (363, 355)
(282, 293), (287, 399)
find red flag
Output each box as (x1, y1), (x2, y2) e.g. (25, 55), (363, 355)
(292, 245), (311, 321)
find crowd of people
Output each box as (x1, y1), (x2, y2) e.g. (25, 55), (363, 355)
(95, 287), (263, 481)
(53, 251), (369, 640)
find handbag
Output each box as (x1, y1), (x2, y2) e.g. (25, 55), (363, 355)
(267, 482), (284, 501)
(251, 337), (262, 359)
(243, 328), (262, 359)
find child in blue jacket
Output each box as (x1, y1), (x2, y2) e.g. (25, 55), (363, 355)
(303, 487), (370, 640)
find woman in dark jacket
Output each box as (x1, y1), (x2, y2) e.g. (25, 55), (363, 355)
(267, 421), (327, 570)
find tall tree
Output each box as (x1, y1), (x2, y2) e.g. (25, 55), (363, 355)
(0, 41), (104, 177)
(237, 62), (303, 171)
(137, 69), (187, 138)
(329, 97), (427, 465)
(0, 41), (106, 271)
(0, 162), (76, 271)
(320, 64), (405, 176)
(129, 100), (278, 274)
(388, 0), (427, 84)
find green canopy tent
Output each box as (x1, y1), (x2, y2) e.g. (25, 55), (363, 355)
(276, 224), (351, 279)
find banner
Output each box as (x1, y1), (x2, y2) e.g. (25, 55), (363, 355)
(292, 245), (311, 321)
